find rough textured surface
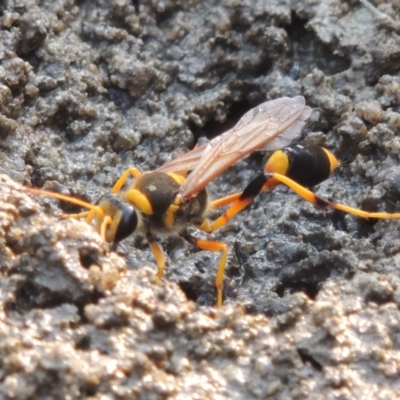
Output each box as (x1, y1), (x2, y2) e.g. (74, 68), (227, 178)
(1, 0), (400, 398)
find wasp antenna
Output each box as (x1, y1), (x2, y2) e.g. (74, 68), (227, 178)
(26, 187), (97, 211)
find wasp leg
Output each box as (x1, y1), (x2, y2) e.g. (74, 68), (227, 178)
(111, 167), (142, 193)
(60, 207), (106, 238)
(209, 174), (269, 231)
(100, 215), (113, 241)
(264, 172), (400, 219)
(182, 232), (228, 307)
(210, 193), (241, 208)
(146, 232), (166, 280)
(210, 144), (342, 230)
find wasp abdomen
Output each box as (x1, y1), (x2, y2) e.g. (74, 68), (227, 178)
(284, 144), (339, 187)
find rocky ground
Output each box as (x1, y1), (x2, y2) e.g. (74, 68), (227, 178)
(1, 0), (400, 398)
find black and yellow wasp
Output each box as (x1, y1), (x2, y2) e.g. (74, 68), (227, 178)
(27, 96), (400, 306)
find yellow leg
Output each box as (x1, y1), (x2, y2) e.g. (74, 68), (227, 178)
(86, 207), (105, 224)
(146, 233), (166, 280)
(210, 193), (241, 208)
(333, 203), (400, 219)
(208, 173), (278, 232)
(111, 168), (142, 193)
(100, 216), (113, 240)
(183, 233), (228, 307)
(265, 172), (400, 219)
(210, 197), (254, 231)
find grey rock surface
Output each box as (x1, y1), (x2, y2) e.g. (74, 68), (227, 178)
(1, 0), (400, 398)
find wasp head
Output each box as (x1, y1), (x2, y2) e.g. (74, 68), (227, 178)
(96, 193), (139, 249)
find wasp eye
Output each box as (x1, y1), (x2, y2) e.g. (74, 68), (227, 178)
(113, 206), (138, 248)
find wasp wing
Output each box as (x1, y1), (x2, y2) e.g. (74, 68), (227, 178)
(157, 96), (311, 175)
(156, 143), (208, 175)
(159, 96), (311, 199)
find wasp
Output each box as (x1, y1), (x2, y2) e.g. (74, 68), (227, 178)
(26, 95), (400, 307)
(27, 96), (311, 307)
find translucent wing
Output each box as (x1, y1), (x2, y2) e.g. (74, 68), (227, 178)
(156, 143), (207, 175)
(158, 96), (312, 200)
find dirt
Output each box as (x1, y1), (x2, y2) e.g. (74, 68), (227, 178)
(1, 0), (400, 398)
